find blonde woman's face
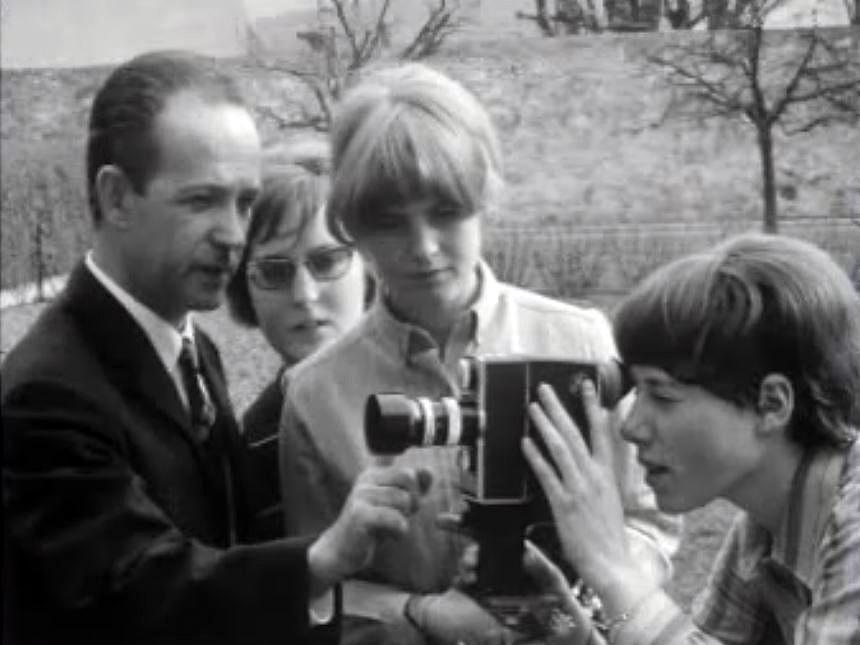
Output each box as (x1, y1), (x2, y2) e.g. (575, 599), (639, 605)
(247, 208), (366, 363)
(356, 196), (481, 329)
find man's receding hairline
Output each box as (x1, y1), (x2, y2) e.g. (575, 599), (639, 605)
(148, 89), (259, 154)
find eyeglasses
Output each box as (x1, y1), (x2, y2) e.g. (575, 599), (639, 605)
(247, 246), (354, 290)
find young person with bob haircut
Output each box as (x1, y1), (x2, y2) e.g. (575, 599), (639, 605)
(226, 137), (371, 541)
(278, 62), (681, 645)
(523, 233), (860, 644)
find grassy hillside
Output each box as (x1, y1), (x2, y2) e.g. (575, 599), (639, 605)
(2, 31), (858, 292)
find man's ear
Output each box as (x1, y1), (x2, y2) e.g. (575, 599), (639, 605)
(94, 165), (135, 230)
(756, 373), (794, 435)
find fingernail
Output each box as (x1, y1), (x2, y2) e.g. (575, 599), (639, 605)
(582, 380), (595, 397)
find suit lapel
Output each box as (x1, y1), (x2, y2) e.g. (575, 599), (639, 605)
(63, 263), (193, 438)
(63, 263), (243, 543)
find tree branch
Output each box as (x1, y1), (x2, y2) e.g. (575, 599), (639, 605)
(768, 30), (819, 125)
(401, 0), (461, 60)
(330, 0), (363, 66)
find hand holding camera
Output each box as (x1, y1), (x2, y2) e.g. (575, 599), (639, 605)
(365, 356), (633, 641)
(524, 381), (656, 627)
(308, 465), (433, 596)
(405, 587), (517, 645)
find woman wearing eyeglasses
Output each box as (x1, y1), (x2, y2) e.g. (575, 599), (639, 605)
(226, 137), (370, 542)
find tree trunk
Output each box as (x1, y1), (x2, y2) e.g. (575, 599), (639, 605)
(756, 124), (778, 233)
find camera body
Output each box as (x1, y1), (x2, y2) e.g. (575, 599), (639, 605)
(365, 355), (631, 597)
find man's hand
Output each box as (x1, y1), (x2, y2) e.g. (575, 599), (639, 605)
(408, 587), (515, 645)
(308, 465), (433, 596)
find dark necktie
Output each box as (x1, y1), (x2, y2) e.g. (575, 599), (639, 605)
(178, 337), (216, 442)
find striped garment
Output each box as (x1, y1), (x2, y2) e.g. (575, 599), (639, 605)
(612, 435), (860, 645)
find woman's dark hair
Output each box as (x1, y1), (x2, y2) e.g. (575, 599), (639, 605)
(615, 233), (860, 448)
(227, 138), (374, 327)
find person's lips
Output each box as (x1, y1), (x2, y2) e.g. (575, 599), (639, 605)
(639, 458), (671, 487)
(196, 263), (233, 283)
(291, 318), (332, 333)
(406, 267), (450, 284)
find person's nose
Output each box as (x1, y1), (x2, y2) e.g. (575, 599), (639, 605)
(291, 263), (320, 304)
(211, 203), (246, 252)
(619, 395), (652, 446)
(403, 219), (440, 264)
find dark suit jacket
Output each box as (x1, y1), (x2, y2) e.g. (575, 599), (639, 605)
(2, 263), (339, 645)
(242, 369), (287, 542)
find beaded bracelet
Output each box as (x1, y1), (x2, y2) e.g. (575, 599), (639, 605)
(594, 607), (636, 644)
(402, 594), (424, 632)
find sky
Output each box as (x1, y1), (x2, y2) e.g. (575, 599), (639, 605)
(0, 0), (851, 69)
(244, 0), (316, 19)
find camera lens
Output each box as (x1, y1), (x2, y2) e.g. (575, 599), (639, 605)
(365, 394), (479, 454)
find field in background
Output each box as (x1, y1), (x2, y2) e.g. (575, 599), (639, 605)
(3, 31), (859, 293)
(2, 27), (854, 614)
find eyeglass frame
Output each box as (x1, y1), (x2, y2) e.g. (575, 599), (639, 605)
(246, 245), (355, 291)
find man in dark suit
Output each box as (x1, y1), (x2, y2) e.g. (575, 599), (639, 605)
(2, 51), (431, 645)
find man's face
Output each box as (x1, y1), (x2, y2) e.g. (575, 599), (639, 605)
(122, 91), (261, 324)
(621, 366), (763, 514)
(355, 196), (481, 328)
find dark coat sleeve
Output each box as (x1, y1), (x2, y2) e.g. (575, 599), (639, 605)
(240, 375), (287, 542)
(3, 379), (334, 645)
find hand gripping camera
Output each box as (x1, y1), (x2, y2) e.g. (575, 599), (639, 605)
(365, 356), (632, 633)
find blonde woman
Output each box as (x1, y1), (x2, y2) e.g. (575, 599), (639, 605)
(279, 64), (681, 645)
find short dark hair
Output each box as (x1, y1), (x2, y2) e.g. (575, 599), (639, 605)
(86, 50), (246, 224)
(227, 139), (332, 327)
(615, 233), (860, 448)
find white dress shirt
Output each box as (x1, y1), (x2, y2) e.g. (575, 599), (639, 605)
(85, 252), (195, 408)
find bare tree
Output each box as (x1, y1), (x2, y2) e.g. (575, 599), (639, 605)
(517, 0), (610, 34)
(248, 0), (465, 131)
(649, 12), (860, 232)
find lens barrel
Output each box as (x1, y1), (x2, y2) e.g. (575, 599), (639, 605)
(365, 393), (478, 455)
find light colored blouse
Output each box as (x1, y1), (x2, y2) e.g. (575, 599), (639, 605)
(279, 262), (682, 623)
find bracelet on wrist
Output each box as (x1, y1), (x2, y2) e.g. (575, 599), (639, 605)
(595, 606), (637, 645)
(403, 594), (424, 631)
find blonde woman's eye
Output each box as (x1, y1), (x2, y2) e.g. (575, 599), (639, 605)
(434, 203), (466, 220)
(185, 195), (213, 211)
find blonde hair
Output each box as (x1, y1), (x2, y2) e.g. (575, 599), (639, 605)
(326, 63), (502, 242)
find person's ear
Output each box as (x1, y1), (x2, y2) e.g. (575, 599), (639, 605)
(756, 373), (794, 435)
(94, 165), (136, 230)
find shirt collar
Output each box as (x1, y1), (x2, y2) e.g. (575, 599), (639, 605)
(769, 441), (851, 586)
(369, 261), (503, 361)
(85, 252), (194, 375)
(737, 439), (852, 587)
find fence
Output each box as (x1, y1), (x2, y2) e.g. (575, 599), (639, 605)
(483, 217), (860, 301)
(4, 216), (855, 310)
